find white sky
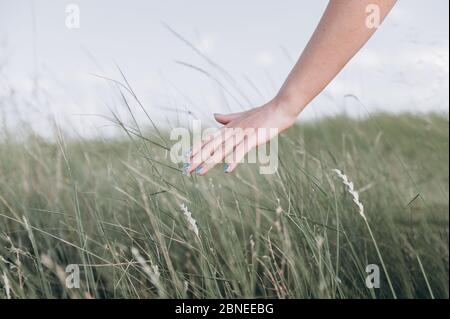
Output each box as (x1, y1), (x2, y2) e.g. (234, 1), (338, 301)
(0, 0), (448, 136)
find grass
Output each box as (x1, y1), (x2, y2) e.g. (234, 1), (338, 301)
(0, 111), (448, 299)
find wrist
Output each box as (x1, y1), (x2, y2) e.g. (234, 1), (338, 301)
(270, 91), (308, 119)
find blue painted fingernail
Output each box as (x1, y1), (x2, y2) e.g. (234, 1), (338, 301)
(182, 163), (191, 175)
(224, 164), (230, 173)
(195, 166), (204, 174)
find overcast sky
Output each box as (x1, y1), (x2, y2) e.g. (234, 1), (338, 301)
(0, 0), (448, 136)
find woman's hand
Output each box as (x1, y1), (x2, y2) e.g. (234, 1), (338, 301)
(184, 99), (297, 176)
(184, 0), (396, 176)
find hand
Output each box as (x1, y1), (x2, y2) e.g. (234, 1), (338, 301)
(182, 0), (397, 176)
(185, 99), (297, 176)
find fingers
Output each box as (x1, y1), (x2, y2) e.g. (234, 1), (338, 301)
(214, 112), (244, 125)
(184, 126), (268, 175)
(185, 127), (252, 175)
(196, 130), (246, 176)
(187, 127), (230, 173)
(224, 132), (257, 173)
(184, 109), (263, 175)
(188, 127), (222, 160)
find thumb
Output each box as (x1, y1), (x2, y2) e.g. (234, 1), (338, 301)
(214, 112), (243, 125)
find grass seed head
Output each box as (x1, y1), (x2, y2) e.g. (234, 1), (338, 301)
(332, 169), (366, 220)
(180, 203), (199, 237)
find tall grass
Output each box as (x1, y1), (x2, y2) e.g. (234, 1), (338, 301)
(0, 109), (448, 299)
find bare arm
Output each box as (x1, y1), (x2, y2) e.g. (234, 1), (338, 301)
(186, 0), (397, 176)
(276, 0), (397, 117)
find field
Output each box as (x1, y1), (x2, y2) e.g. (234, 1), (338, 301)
(0, 112), (448, 299)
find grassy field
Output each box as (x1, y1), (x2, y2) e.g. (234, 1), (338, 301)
(0, 112), (448, 299)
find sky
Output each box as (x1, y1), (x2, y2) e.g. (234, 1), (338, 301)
(0, 0), (449, 137)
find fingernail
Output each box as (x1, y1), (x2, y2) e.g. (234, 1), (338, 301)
(224, 164), (231, 173)
(195, 166), (204, 174)
(182, 163), (191, 175)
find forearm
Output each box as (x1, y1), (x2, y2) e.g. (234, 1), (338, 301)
(274, 0), (396, 117)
